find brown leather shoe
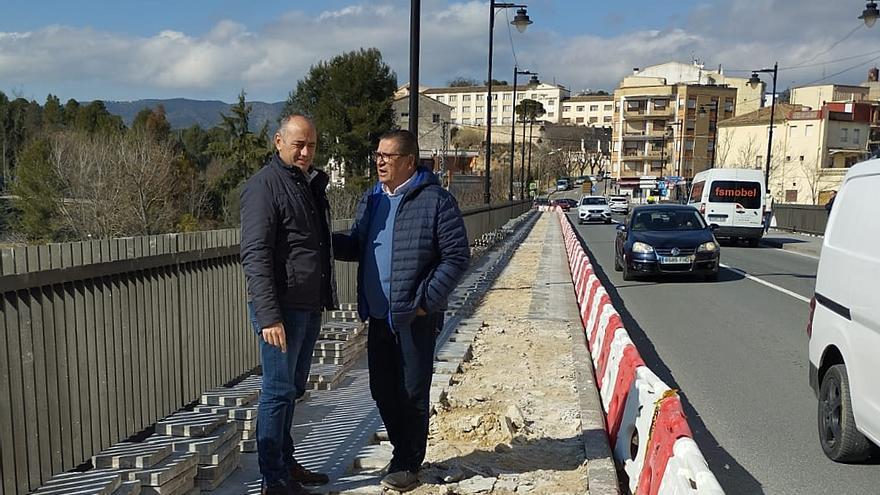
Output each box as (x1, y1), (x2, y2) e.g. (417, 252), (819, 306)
(289, 461), (330, 486)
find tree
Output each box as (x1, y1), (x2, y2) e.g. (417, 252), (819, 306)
(132, 104), (171, 142)
(43, 94), (64, 132)
(285, 48), (397, 177)
(484, 79), (508, 86)
(515, 99), (545, 123)
(448, 77), (479, 87)
(10, 138), (62, 241)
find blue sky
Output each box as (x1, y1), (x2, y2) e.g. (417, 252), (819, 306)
(1, 1), (877, 103)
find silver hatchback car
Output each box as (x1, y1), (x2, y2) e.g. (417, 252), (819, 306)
(608, 195), (630, 214)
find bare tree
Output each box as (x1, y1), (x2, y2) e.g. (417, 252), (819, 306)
(796, 157), (823, 205)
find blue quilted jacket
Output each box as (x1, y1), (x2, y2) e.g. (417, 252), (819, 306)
(333, 168), (470, 331)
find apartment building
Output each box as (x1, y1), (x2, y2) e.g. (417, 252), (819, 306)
(636, 61), (763, 116)
(716, 102), (873, 204)
(790, 84), (871, 109)
(423, 83), (570, 142)
(560, 95), (615, 128)
(610, 74), (737, 198)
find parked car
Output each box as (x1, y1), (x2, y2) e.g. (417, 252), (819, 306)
(688, 168), (765, 246)
(607, 195), (631, 214)
(614, 204), (720, 281)
(556, 178), (572, 191)
(550, 198), (572, 212)
(578, 196), (612, 224)
(808, 158), (880, 462)
(559, 198), (578, 210)
(533, 197), (549, 209)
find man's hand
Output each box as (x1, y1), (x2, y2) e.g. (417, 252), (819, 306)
(261, 322), (287, 353)
(416, 307), (427, 316)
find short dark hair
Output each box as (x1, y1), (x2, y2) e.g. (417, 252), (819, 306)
(380, 129), (419, 159)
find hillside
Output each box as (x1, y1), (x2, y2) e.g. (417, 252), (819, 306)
(103, 98), (285, 132)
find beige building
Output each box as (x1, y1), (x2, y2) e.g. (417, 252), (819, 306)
(610, 74), (737, 197)
(716, 102), (873, 204)
(790, 84), (871, 109)
(635, 61), (764, 116)
(423, 83), (570, 137)
(560, 95), (615, 128)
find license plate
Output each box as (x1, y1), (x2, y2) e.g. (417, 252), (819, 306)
(659, 256), (693, 264)
(707, 215), (726, 221)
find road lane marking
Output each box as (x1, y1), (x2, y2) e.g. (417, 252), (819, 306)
(719, 263), (811, 304)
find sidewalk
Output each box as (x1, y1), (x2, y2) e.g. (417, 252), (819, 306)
(761, 229), (823, 257)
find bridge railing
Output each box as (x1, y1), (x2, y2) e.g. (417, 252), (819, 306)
(771, 204), (828, 235)
(0, 199), (530, 494)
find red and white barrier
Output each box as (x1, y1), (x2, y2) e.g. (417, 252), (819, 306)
(550, 209), (724, 494)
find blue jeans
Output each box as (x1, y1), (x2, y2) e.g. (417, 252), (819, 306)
(249, 304), (322, 486)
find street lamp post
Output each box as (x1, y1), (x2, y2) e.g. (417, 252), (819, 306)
(527, 117), (535, 196)
(861, 1), (879, 27)
(408, 0), (420, 136)
(509, 70), (538, 201)
(484, 3), (532, 204)
(750, 63), (779, 193)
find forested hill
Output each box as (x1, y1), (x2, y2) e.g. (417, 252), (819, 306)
(103, 98), (285, 131)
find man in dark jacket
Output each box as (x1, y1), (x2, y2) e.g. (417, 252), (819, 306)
(240, 114), (337, 495)
(334, 130), (470, 492)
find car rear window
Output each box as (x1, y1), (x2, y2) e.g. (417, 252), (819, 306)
(631, 210), (707, 231)
(708, 181), (762, 209)
(689, 181), (705, 202)
(581, 197), (607, 205)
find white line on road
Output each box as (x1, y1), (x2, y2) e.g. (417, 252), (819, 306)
(720, 263), (811, 304)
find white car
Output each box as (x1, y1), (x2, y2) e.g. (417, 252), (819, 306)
(578, 196), (612, 224)
(607, 195), (630, 214)
(808, 158), (880, 462)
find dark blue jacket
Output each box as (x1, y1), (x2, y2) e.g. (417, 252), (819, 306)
(240, 154), (338, 329)
(333, 168), (470, 331)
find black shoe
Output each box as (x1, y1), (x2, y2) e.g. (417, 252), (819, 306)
(380, 470), (420, 492)
(261, 480), (313, 495)
(289, 460), (330, 486)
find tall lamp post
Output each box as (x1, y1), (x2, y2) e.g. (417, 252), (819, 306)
(408, 0), (420, 136)
(749, 63), (778, 193)
(527, 116), (536, 196)
(861, 1), (879, 26)
(509, 70), (538, 200)
(484, 3), (532, 204)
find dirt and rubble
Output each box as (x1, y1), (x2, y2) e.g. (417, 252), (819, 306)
(410, 216), (588, 494)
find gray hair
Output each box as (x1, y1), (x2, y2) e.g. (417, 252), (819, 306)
(275, 113), (312, 138)
(379, 129), (419, 160)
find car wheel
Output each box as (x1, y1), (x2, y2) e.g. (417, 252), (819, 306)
(614, 253), (622, 272)
(605, 218), (612, 224)
(622, 258), (634, 281)
(747, 237), (760, 247)
(818, 364), (875, 462)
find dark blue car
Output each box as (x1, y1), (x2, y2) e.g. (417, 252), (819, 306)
(614, 204), (721, 281)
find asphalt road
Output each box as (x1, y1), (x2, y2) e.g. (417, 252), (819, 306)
(565, 210), (880, 495)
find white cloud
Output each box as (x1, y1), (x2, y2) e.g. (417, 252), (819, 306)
(0, 0), (876, 102)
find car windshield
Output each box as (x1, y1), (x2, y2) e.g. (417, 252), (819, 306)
(581, 197), (607, 205)
(630, 210), (706, 231)
(609, 196), (627, 202)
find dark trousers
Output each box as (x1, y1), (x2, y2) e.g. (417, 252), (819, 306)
(368, 314), (438, 472)
(249, 304), (322, 486)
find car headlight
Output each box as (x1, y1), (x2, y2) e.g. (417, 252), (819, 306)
(697, 241), (718, 253)
(632, 241), (654, 254)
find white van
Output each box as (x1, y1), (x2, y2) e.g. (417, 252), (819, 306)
(688, 169), (766, 246)
(808, 158), (880, 462)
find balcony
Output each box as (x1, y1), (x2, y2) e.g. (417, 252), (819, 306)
(623, 106), (675, 119)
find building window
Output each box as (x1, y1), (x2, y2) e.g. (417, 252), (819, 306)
(462, 95), (471, 102)
(462, 106), (471, 113)
(724, 99), (734, 112)
(449, 95), (457, 102)
(530, 93), (537, 99)
(789, 125), (798, 138)
(491, 106), (498, 114)
(805, 124), (813, 136)
(687, 98), (697, 109)
(563, 118), (571, 124)
(462, 118), (472, 124)
(451, 108), (457, 114)
(799, 155), (804, 161)
(475, 117), (484, 125)
(589, 117), (597, 123)
(492, 94), (498, 100)
(853, 128), (861, 144)
(451, 118), (458, 124)
(503, 93), (512, 101)
(654, 99), (668, 109)
(502, 117), (511, 124)
(756, 155), (763, 167)
(576, 117), (585, 123)
(627, 101), (640, 110)
(785, 190), (798, 202)
(841, 128), (849, 141)
(547, 112), (555, 117)
(686, 120), (695, 131)
(685, 140), (695, 151)
(517, 94), (524, 100)
(604, 104), (613, 111)
(436, 96), (444, 102)
(400, 112), (409, 117)
(475, 105), (483, 113)
(502, 105), (512, 112)
(577, 105), (585, 112)
(491, 117), (497, 124)
(785, 156), (791, 162)
(563, 105), (571, 112)
(604, 116), (612, 122)
(590, 105), (599, 111)
(477, 94), (484, 101)
(432, 113), (440, 123)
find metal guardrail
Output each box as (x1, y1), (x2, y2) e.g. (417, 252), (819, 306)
(771, 204), (829, 235)
(0, 200), (530, 494)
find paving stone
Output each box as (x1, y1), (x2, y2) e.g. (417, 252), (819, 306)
(239, 428), (256, 440)
(33, 470), (124, 495)
(432, 373), (454, 387)
(92, 443), (174, 469)
(338, 302), (358, 311)
(196, 449), (240, 491)
(353, 443), (393, 470)
(139, 469), (195, 495)
(233, 419), (256, 432)
(124, 451), (199, 487)
(192, 405), (257, 421)
(112, 480), (143, 495)
(239, 439), (257, 453)
(145, 423), (239, 456)
(199, 389), (259, 407)
(155, 412), (227, 438)
(435, 343), (472, 363)
(433, 361), (460, 375)
(199, 435), (241, 466)
(430, 384), (448, 405)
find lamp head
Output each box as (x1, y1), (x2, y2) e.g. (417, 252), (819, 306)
(861, 1), (879, 27)
(511, 8), (532, 33)
(748, 72), (762, 86)
(528, 74), (540, 88)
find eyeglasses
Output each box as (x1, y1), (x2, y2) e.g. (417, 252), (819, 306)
(372, 152), (405, 162)
(283, 140), (317, 152)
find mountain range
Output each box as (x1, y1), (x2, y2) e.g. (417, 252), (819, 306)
(102, 98), (286, 132)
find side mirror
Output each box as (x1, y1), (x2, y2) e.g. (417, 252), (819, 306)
(709, 224), (719, 231)
(616, 224), (627, 232)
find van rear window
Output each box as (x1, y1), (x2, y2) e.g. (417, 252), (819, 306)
(708, 181), (762, 209)
(689, 181), (705, 203)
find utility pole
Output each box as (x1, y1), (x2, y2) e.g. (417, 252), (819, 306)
(440, 120), (449, 187)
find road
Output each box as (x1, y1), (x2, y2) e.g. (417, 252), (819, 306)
(564, 208), (880, 494)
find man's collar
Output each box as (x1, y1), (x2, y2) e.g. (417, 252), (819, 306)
(381, 171), (418, 197)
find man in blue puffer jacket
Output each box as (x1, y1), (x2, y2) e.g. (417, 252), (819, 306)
(333, 130), (470, 492)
